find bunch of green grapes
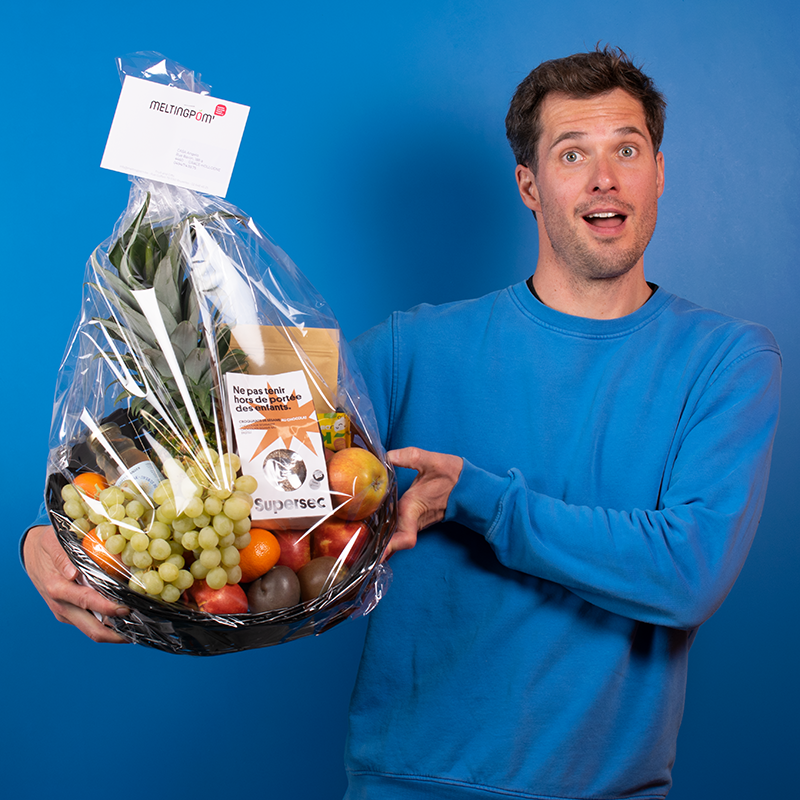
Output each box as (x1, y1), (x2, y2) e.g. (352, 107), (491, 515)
(61, 451), (258, 604)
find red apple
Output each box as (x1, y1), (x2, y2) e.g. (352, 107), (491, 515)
(273, 530), (312, 572)
(312, 518), (371, 567)
(190, 580), (248, 614)
(327, 447), (389, 520)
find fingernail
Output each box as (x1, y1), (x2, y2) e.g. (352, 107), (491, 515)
(114, 607), (130, 617)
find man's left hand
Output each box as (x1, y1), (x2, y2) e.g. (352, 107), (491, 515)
(383, 447), (463, 559)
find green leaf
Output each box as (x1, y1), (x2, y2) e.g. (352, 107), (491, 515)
(117, 249), (148, 293)
(89, 280), (137, 321)
(189, 380), (212, 420)
(89, 316), (125, 343)
(219, 349), (248, 374)
(171, 321), (199, 363)
(142, 347), (173, 379)
(153, 254), (182, 320)
(184, 285), (201, 330)
(127, 223), (158, 285)
(184, 348), (209, 384)
(217, 325), (232, 354)
(200, 389), (212, 419)
(118, 355), (145, 378)
(92, 316), (155, 351)
(116, 208), (163, 288)
(195, 367), (213, 395)
(108, 194), (151, 271)
(143, 237), (159, 285)
(156, 300), (180, 339)
(153, 227), (171, 259)
(120, 306), (158, 349)
(89, 266), (138, 313)
(167, 235), (184, 284)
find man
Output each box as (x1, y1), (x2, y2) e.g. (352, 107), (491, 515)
(341, 47), (780, 799)
(23, 47), (780, 798)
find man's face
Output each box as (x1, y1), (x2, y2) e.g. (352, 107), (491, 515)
(516, 88), (665, 282)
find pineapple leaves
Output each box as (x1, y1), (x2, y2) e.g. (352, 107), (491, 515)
(217, 325), (232, 353)
(156, 298), (180, 339)
(92, 195), (251, 454)
(91, 262), (138, 313)
(171, 321), (200, 363)
(216, 324), (248, 374)
(184, 348), (210, 384)
(141, 347), (173, 379)
(153, 244), (182, 320)
(220, 350), (248, 374)
(92, 309), (157, 351)
(117, 214), (161, 288)
(108, 194), (151, 272)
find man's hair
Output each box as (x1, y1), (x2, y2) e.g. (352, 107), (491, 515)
(505, 45), (667, 173)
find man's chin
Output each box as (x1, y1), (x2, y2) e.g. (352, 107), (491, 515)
(571, 249), (642, 282)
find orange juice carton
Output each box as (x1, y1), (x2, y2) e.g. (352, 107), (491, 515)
(318, 412), (351, 451)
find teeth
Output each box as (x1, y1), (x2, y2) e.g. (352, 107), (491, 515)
(587, 212), (619, 218)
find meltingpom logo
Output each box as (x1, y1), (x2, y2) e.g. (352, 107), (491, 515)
(215, 104), (227, 117)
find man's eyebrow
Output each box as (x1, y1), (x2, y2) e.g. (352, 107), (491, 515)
(548, 126), (649, 151)
(549, 131), (585, 151)
(615, 125), (648, 140)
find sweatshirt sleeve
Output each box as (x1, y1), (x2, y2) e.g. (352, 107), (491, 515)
(446, 346), (782, 630)
(350, 315), (397, 447)
(20, 501), (51, 570)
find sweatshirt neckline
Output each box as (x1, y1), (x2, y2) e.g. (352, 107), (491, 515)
(509, 278), (675, 338)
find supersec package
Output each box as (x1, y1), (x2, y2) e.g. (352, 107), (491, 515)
(44, 54), (395, 655)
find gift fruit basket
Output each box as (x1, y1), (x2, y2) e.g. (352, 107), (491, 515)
(44, 54), (395, 655)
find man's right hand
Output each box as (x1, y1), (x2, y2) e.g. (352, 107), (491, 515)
(23, 525), (130, 644)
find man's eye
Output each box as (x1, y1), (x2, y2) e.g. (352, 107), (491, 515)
(620, 146), (635, 157)
(564, 151), (580, 163)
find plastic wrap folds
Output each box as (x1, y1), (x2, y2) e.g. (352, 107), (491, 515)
(44, 54), (395, 655)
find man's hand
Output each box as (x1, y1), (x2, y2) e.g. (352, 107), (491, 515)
(23, 525), (129, 643)
(384, 447), (463, 559)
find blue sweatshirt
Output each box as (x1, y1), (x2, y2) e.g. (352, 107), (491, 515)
(344, 281), (781, 800)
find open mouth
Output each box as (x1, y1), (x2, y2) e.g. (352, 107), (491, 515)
(583, 211), (627, 228)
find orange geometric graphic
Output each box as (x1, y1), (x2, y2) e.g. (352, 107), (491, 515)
(241, 382), (319, 461)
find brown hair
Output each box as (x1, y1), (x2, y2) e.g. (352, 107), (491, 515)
(505, 45), (667, 173)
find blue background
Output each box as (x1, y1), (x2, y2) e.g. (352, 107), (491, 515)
(3, 1), (797, 798)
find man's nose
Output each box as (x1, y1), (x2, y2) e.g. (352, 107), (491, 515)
(590, 154), (619, 193)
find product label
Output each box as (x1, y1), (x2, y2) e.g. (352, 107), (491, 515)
(115, 460), (164, 498)
(318, 412), (351, 451)
(100, 76), (250, 197)
(225, 371), (331, 528)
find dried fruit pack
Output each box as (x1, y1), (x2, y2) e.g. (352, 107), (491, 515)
(45, 54), (395, 655)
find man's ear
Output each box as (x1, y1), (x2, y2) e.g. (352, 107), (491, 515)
(656, 151), (665, 199)
(515, 164), (541, 215)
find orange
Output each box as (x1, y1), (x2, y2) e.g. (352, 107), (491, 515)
(74, 472), (109, 500)
(82, 528), (127, 580)
(238, 528), (281, 583)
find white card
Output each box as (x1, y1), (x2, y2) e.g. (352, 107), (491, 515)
(100, 76), (250, 197)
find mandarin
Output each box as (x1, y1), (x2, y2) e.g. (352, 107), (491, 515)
(82, 528), (127, 580)
(73, 472), (109, 500)
(238, 528), (281, 583)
